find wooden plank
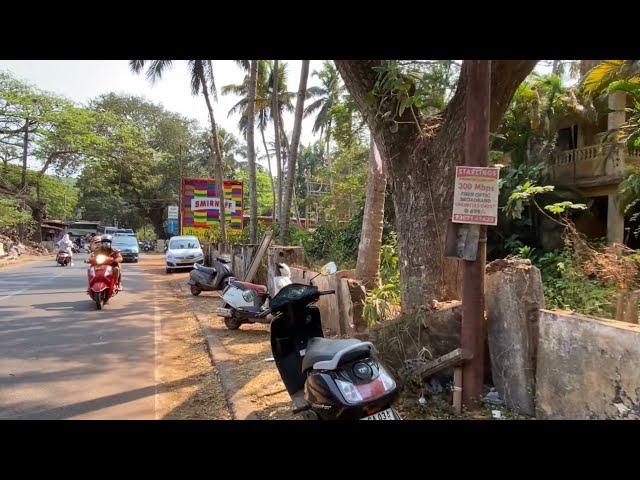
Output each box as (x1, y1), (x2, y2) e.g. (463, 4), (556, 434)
(414, 348), (473, 381)
(453, 367), (463, 415)
(243, 230), (273, 283)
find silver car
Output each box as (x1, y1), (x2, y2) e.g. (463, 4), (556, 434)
(165, 235), (205, 273)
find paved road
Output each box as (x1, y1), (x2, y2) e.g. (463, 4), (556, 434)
(0, 255), (158, 419)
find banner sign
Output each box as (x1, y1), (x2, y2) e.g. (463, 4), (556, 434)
(452, 166), (500, 226)
(167, 205), (179, 219)
(181, 178), (243, 238)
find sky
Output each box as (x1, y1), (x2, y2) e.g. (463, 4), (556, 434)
(0, 60), (325, 171)
(0, 60), (571, 173)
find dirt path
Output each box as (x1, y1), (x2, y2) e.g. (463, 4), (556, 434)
(171, 275), (297, 420)
(142, 254), (232, 419)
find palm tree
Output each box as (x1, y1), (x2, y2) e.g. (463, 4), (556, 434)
(223, 61), (297, 224)
(581, 60), (640, 96)
(246, 60), (258, 244)
(279, 60), (310, 244)
(303, 61), (345, 165)
(129, 60), (228, 243)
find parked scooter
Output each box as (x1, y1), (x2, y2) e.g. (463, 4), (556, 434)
(188, 256), (234, 296)
(56, 250), (72, 266)
(216, 263), (292, 330)
(86, 253), (119, 309)
(265, 262), (401, 420)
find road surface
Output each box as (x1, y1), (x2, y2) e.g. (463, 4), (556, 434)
(0, 254), (158, 419)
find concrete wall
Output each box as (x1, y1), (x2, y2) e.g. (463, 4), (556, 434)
(536, 309), (640, 419)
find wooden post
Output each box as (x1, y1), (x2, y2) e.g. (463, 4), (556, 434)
(461, 60), (491, 409)
(453, 368), (463, 415)
(616, 290), (640, 324)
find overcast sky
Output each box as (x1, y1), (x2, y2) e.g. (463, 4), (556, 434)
(0, 60), (325, 171)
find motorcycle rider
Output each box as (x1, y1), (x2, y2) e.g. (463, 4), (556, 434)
(56, 233), (75, 266)
(87, 235), (123, 289)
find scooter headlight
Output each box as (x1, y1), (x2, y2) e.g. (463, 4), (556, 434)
(96, 254), (107, 265)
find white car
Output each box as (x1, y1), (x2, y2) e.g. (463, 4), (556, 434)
(165, 235), (205, 274)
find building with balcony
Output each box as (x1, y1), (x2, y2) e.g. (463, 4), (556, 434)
(546, 90), (639, 245)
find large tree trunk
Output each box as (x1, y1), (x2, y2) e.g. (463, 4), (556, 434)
(279, 60), (309, 244)
(247, 60), (258, 244)
(261, 128), (277, 223)
(272, 60), (283, 223)
(355, 134), (387, 290)
(335, 60), (537, 312)
(200, 71), (227, 244)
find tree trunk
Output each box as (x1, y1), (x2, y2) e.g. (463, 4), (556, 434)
(261, 127), (277, 223)
(579, 60), (602, 78)
(21, 118), (29, 189)
(247, 60), (258, 244)
(355, 134), (387, 290)
(199, 70), (227, 244)
(279, 60), (310, 245)
(272, 60), (283, 223)
(335, 60), (537, 312)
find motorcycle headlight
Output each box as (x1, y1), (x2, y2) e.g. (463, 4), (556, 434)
(96, 254), (107, 264)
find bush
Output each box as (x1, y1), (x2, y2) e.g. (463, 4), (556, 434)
(302, 207), (364, 269)
(526, 246), (617, 318)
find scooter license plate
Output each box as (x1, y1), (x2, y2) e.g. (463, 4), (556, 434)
(215, 307), (232, 317)
(360, 407), (398, 420)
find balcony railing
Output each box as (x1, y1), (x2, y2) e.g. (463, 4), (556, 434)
(550, 143), (639, 185)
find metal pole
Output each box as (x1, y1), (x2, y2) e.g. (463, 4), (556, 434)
(461, 60), (491, 409)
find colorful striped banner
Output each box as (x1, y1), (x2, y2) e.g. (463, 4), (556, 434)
(180, 178), (243, 239)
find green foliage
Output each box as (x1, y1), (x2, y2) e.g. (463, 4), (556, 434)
(302, 207), (364, 268)
(0, 197), (32, 228)
(527, 247), (617, 318)
(362, 283), (400, 326)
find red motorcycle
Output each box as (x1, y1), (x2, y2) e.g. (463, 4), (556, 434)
(56, 250), (72, 266)
(87, 254), (119, 309)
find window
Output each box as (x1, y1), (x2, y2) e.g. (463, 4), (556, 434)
(169, 238), (200, 250)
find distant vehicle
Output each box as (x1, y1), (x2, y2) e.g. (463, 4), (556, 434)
(112, 235), (139, 263)
(165, 235), (204, 274)
(114, 228), (135, 236)
(97, 226), (118, 236)
(68, 221), (101, 238)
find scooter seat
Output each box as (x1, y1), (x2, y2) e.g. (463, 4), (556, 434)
(195, 265), (216, 275)
(230, 280), (267, 295)
(216, 256), (231, 263)
(302, 337), (373, 372)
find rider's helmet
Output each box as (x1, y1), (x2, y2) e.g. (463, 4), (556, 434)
(276, 263), (291, 277)
(100, 235), (113, 250)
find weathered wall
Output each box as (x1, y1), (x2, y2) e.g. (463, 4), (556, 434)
(486, 259), (544, 416)
(536, 309), (640, 419)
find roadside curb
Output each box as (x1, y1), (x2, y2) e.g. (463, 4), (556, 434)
(176, 282), (260, 420)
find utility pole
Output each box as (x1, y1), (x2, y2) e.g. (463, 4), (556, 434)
(461, 60), (491, 409)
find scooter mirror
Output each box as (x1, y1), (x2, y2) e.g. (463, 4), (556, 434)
(320, 262), (337, 276)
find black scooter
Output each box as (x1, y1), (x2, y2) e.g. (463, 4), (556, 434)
(188, 256), (234, 296)
(267, 262), (401, 420)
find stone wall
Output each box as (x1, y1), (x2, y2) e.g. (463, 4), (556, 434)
(536, 309), (640, 419)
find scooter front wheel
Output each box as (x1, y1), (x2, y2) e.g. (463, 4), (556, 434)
(190, 285), (202, 296)
(223, 308), (242, 330)
(93, 292), (103, 310)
